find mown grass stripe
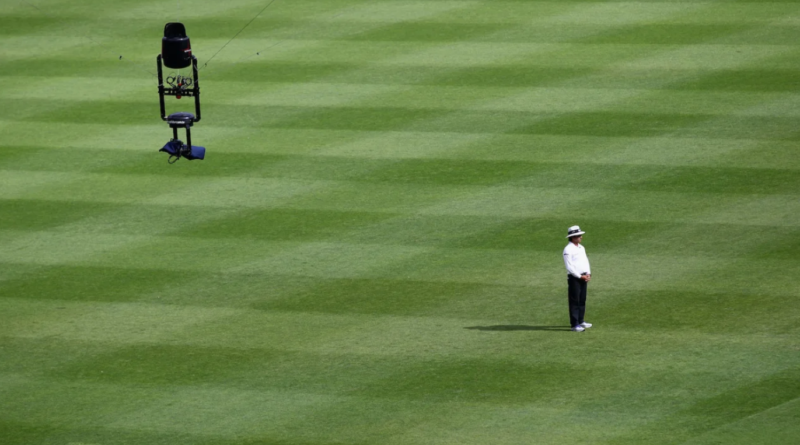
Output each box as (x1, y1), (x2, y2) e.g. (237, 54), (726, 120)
(6, 79), (799, 120)
(4, 132), (800, 173)
(4, 171), (800, 225)
(7, 101), (798, 141)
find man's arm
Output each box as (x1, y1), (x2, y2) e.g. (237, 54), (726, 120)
(582, 251), (591, 281)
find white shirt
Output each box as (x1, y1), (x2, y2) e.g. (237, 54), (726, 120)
(563, 242), (591, 278)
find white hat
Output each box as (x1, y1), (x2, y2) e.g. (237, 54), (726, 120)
(566, 225), (585, 238)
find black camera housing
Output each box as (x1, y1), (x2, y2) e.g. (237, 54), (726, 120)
(162, 22), (192, 69)
(157, 22), (204, 162)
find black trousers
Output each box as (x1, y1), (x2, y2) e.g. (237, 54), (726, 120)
(567, 275), (587, 327)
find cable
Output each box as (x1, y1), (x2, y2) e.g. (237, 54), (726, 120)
(19, 0), (281, 76)
(201, 0), (278, 70)
(228, 2), (362, 67)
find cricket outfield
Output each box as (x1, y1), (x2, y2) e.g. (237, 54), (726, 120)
(1, 0), (799, 443)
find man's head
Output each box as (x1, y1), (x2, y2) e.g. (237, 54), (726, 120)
(566, 225), (585, 243)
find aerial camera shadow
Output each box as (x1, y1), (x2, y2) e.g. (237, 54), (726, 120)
(465, 325), (572, 332)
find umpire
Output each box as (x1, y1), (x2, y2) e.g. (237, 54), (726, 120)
(563, 225), (593, 332)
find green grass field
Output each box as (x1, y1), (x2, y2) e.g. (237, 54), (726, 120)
(2, 0), (800, 443)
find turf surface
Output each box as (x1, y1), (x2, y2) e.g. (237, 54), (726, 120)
(1, 0), (799, 444)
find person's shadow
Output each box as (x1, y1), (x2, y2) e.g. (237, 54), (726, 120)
(465, 325), (572, 332)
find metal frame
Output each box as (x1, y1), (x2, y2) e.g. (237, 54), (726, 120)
(156, 54), (201, 123)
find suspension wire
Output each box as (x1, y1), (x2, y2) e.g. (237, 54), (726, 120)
(229, 2), (361, 67)
(201, 0), (278, 70)
(18, 0), (157, 77)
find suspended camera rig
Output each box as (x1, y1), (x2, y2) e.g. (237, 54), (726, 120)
(157, 22), (205, 163)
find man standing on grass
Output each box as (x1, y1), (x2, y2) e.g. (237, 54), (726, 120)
(564, 225), (592, 332)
